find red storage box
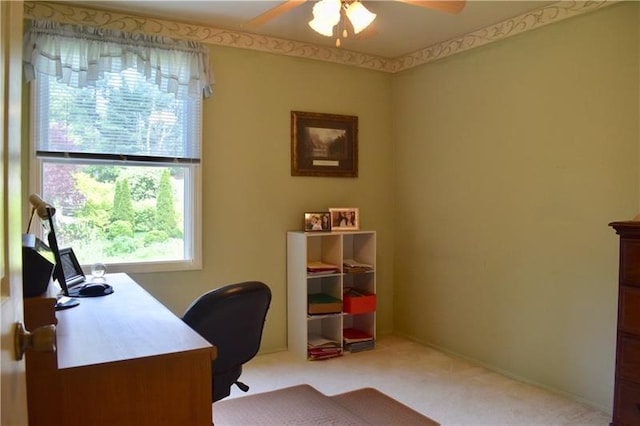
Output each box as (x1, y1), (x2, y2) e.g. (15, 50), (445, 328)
(343, 290), (376, 314)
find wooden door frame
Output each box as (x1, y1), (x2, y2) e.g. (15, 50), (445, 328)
(1, 1), (28, 424)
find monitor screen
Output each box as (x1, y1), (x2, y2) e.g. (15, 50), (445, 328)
(30, 234), (55, 264)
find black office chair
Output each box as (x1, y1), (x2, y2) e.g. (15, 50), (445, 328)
(182, 281), (271, 402)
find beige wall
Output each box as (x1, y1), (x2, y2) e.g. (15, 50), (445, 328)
(391, 2), (639, 413)
(21, 0), (639, 415)
(129, 47), (395, 353)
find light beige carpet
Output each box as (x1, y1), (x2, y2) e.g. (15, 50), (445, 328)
(225, 335), (611, 425)
(214, 384), (439, 425)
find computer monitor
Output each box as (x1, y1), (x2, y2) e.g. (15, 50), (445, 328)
(42, 208), (80, 309)
(45, 207), (70, 296)
(21, 233), (54, 297)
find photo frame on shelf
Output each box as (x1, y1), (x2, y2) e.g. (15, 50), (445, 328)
(329, 208), (359, 231)
(291, 111), (358, 177)
(304, 212), (331, 232)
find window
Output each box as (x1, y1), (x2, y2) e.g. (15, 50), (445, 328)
(31, 65), (203, 273)
(25, 20), (212, 273)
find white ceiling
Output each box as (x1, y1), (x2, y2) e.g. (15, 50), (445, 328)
(64, 1), (556, 58)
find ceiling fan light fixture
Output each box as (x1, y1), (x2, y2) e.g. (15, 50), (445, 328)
(308, 0), (341, 37)
(308, 18), (335, 36)
(345, 1), (376, 34)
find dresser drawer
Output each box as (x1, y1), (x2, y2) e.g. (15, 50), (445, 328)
(621, 240), (640, 286)
(614, 379), (640, 426)
(620, 286), (640, 335)
(618, 335), (640, 382)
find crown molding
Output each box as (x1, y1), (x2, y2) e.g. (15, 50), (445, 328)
(24, 1), (619, 74)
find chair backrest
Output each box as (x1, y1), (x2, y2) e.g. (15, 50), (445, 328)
(182, 281), (271, 402)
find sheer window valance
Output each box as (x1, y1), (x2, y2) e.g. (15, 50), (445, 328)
(23, 20), (213, 99)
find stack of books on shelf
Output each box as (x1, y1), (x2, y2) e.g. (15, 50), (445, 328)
(343, 328), (375, 353)
(342, 259), (373, 274)
(308, 334), (342, 360)
(307, 260), (340, 275)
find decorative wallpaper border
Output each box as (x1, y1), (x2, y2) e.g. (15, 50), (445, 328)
(25, 1), (618, 74)
(390, 0), (620, 72)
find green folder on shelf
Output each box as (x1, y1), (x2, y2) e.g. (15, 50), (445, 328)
(308, 293), (342, 315)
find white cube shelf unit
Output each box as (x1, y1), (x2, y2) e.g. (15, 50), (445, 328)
(287, 230), (376, 360)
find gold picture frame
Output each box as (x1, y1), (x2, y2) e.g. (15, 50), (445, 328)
(329, 208), (359, 231)
(291, 111), (358, 177)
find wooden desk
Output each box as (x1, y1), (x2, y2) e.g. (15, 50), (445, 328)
(24, 273), (217, 426)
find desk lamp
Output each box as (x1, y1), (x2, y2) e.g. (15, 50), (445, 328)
(28, 194), (79, 309)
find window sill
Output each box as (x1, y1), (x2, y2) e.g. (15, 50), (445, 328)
(84, 259), (202, 275)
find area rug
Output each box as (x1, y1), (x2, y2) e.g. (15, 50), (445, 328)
(213, 384), (439, 425)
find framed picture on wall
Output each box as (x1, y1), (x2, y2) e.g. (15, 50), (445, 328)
(329, 208), (359, 231)
(291, 111), (358, 177)
(304, 212), (331, 232)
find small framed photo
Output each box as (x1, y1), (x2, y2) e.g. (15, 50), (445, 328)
(58, 247), (86, 287)
(329, 208), (359, 231)
(304, 212), (331, 232)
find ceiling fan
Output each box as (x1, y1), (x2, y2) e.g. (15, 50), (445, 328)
(243, 0), (467, 47)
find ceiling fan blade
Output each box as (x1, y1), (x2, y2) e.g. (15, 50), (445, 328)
(395, 0), (466, 14)
(243, 0), (308, 29)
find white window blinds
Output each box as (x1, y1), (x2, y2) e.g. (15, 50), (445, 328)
(33, 70), (201, 164)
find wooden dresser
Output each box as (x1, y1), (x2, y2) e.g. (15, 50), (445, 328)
(24, 273), (217, 426)
(610, 222), (640, 426)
